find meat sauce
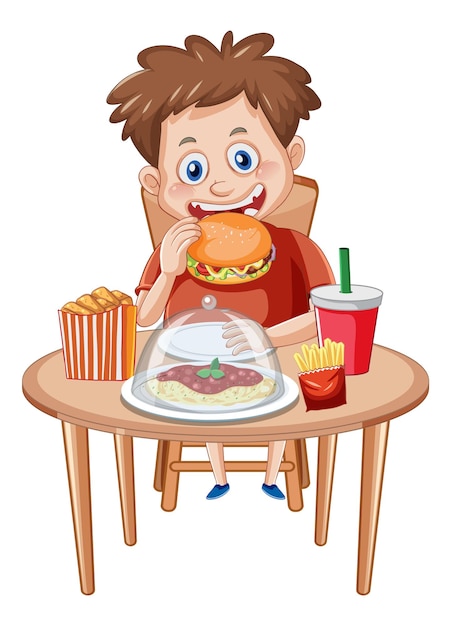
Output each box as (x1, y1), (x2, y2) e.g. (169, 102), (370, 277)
(157, 363), (263, 394)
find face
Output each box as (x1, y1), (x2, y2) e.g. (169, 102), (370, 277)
(140, 93), (304, 221)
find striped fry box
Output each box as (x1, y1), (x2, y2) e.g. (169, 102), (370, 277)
(58, 305), (137, 381)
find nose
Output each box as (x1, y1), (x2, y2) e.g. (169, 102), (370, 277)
(210, 180), (234, 197)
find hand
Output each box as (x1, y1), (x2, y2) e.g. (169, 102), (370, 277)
(222, 319), (268, 356)
(160, 216), (201, 276)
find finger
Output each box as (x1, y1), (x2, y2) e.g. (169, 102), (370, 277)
(222, 320), (249, 332)
(169, 225), (201, 243)
(232, 343), (252, 356)
(176, 233), (201, 255)
(225, 334), (247, 349)
(176, 215), (200, 226)
(165, 216), (199, 237)
(168, 228), (201, 252)
(222, 321), (237, 330)
(222, 327), (244, 339)
(171, 226), (201, 245)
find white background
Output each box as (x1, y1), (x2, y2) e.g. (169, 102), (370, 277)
(2, 1), (449, 623)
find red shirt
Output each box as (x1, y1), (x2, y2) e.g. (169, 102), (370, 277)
(136, 223), (333, 328)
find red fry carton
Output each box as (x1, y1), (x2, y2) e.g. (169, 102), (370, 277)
(298, 366), (346, 411)
(294, 339), (347, 411)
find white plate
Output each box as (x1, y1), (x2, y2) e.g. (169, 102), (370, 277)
(157, 322), (272, 362)
(121, 370), (299, 423)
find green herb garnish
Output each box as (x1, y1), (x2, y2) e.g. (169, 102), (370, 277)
(196, 357), (225, 379)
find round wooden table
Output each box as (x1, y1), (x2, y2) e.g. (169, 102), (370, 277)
(22, 331), (428, 595)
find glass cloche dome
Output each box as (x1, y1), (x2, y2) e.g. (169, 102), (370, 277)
(122, 295), (298, 422)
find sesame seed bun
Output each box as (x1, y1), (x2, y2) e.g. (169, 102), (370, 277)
(188, 213), (272, 266)
(186, 213), (273, 285)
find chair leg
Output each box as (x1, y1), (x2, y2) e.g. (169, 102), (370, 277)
(114, 434), (136, 546)
(161, 441), (182, 512)
(154, 440), (169, 492)
(284, 439), (304, 512)
(297, 438), (310, 488)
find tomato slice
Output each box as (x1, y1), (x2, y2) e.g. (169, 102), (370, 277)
(196, 264), (210, 276)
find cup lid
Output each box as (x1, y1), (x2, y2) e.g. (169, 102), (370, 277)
(310, 284), (383, 311)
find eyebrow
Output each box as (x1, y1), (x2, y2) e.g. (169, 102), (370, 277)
(230, 127), (247, 136)
(179, 136), (196, 146)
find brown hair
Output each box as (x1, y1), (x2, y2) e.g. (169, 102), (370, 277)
(107, 31), (321, 166)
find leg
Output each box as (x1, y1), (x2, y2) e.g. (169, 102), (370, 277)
(283, 440), (303, 511)
(261, 440), (287, 500)
(315, 434), (337, 546)
(62, 421), (94, 595)
(114, 434), (136, 546)
(205, 442), (227, 485)
(265, 440), (286, 485)
(154, 440), (169, 492)
(357, 421), (390, 595)
(161, 441), (183, 512)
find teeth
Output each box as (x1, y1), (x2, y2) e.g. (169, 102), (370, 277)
(194, 184), (264, 213)
(244, 208), (258, 217)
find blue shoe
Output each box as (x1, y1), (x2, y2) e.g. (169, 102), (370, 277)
(262, 483), (285, 500)
(206, 483), (230, 500)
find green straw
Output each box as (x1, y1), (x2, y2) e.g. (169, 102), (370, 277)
(339, 248), (352, 293)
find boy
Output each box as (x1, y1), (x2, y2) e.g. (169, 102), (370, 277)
(108, 31), (334, 501)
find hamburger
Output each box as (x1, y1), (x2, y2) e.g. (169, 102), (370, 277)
(186, 213), (275, 284)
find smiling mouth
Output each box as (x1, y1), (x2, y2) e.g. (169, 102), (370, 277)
(188, 184), (266, 219)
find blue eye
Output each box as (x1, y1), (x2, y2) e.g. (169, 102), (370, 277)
(178, 153), (208, 184)
(227, 143), (259, 173)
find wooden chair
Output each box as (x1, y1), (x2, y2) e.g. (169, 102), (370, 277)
(142, 174), (318, 511)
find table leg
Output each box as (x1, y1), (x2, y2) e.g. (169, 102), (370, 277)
(62, 421), (94, 595)
(357, 421), (390, 595)
(297, 439), (310, 489)
(315, 434), (337, 546)
(114, 434), (136, 546)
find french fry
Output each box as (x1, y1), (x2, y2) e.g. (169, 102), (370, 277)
(336, 342), (345, 366)
(61, 301), (93, 315)
(294, 352), (308, 372)
(302, 344), (310, 367)
(77, 294), (105, 313)
(293, 338), (346, 372)
(324, 338), (332, 364)
(91, 286), (120, 305)
(319, 345), (328, 369)
(61, 287), (133, 314)
(310, 344), (319, 370)
(112, 290), (133, 305)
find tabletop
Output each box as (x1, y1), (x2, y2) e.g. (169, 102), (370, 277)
(22, 331), (429, 442)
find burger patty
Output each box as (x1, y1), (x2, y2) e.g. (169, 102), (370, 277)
(195, 249), (273, 277)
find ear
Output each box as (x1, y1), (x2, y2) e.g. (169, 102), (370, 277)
(287, 136), (305, 170)
(139, 165), (160, 196)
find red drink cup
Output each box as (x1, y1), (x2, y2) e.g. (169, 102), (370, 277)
(310, 284), (383, 375)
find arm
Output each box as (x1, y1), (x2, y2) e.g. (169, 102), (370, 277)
(136, 216), (200, 327)
(266, 304), (317, 348)
(223, 302), (317, 354)
(265, 233), (336, 347)
(224, 233), (335, 352)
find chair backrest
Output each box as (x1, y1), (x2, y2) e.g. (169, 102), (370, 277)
(141, 174), (319, 248)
